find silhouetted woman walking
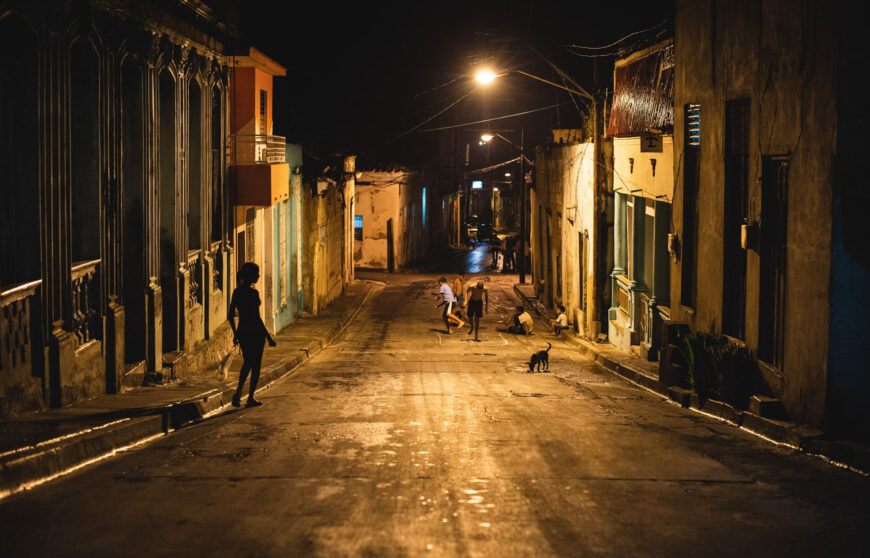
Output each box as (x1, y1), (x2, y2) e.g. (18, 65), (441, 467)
(229, 262), (276, 407)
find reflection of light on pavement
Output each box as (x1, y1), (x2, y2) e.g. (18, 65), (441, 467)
(464, 242), (490, 273)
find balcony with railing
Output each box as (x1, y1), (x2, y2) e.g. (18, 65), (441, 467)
(230, 134), (290, 207)
(230, 134), (286, 165)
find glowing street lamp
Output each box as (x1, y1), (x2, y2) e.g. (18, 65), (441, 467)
(480, 133), (494, 143)
(475, 69), (496, 84)
(471, 63), (592, 285)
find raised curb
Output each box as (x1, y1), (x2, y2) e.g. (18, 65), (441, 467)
(0, 414), (165, 496)
(0, 282), (377, 499)
(511, 283), (869, 475)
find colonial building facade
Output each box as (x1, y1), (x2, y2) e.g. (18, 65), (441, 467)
(0, 0), (236, 416)
(532, 130), (601, 338)
(670, 0), (869, 434)
(607, 40), (675, 360)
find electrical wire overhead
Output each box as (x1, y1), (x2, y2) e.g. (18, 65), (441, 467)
(415, 102), (567, 133)
(565, 19), (668, 51)
(363, 87), (474, 154)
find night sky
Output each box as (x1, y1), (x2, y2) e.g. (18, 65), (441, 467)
(231, 1), (674, 168)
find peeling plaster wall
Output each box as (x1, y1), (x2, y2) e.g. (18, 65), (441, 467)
(355, 183), (399, 270)
(354, 170), (428, 271)
(532, 141), (598, 337)
(673, 0), (837, 427)
(302, 166), (352, 316)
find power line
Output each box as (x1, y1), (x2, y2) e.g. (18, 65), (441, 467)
(564, 50), (617, 59)
(408, 76), (462, 100)
(415, 102), (566, 133)
(363, 87), (474, 154)
(565, 19), (668, 51)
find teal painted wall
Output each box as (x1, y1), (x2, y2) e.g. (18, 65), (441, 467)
(273, 143), (304, 332)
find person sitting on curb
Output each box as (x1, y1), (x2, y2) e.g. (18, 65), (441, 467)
(508, 305), (534, 335)
(552, 305), (568, 336)
(434, 277), (465, 333)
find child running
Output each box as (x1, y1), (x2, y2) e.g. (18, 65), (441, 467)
(435, 277), (465, 333)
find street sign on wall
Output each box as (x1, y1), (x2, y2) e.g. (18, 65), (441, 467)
(640, 135), (663, 152)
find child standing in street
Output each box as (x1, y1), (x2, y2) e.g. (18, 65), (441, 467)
(229, 262), (277, 408)
(465, 281), (488, 342)
(453, 272), (465, 307)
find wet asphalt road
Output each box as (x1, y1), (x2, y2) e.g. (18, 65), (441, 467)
(0, 271), (869, 557)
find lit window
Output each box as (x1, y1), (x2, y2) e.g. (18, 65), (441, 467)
(354, 215), (363, 241)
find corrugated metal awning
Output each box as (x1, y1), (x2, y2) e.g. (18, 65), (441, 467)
(607, 42), (674, 137)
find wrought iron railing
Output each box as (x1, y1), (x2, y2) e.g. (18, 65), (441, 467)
(230, 134), (286, 164)
(71, 259), (100, 346)
(615, 275), (631, 317)
(637, 291), (650, 344)
(187, 250), (202, 307)
(0, 279), (41, 371)
(209, 241), (223, 292)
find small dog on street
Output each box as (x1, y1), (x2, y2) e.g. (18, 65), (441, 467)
(528, 343), (551, 373)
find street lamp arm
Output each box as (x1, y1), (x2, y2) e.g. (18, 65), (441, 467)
(495, 133), (524, 153)
(515, 70), (594, 100)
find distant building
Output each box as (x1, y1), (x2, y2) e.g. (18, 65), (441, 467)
(302, 155), (356, 315)
(228, 48), (302, 334)
(354, 169), (429, 271)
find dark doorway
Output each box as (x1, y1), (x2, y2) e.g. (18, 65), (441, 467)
(759, 157), (789, 369)
(189, 80), (202, 252)
(0, 16), (40, 289)
(681, 103), (701, 308)
(159, 70), (178, 352)
(580, 231), (588, 316)
(121, 60), (145, 363)
(211, 86), (223, 244)
(546, 217), (552, 305)
(386, 219), (395, 273)
(722, 99), (750, 339)
(237, 230), (245, 271)
(70, 39), (101, 265)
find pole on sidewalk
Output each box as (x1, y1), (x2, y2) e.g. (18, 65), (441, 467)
(518, 125), (526, 284)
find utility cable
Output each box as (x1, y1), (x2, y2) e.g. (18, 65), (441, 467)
(408, 76), (462, 100)
(363, 87), (474, 154)
(565, 19), (668, 51)
(415, 102), (566, 133)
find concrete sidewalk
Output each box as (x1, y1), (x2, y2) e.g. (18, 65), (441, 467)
(512, 282), (870, 475)
(0, 280), (377, 498)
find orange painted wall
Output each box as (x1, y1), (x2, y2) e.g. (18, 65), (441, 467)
(230, 67), (255, 134)
(229, 66), (274, 136)
(254, 68), (274, 135)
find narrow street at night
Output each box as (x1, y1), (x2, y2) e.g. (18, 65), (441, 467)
(3, 1), (870, 556)
(1, 260), (867, 557)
